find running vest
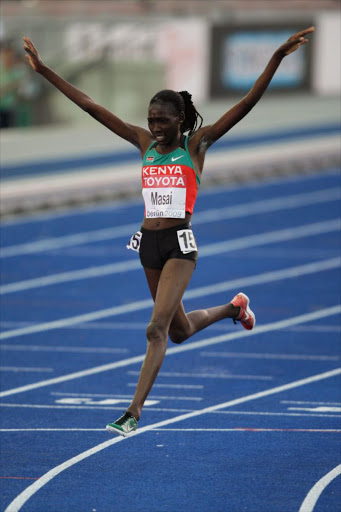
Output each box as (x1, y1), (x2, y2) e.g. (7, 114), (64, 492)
(141, 135), (200, 219)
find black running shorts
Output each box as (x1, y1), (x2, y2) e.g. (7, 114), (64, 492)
(127, 223), (198, 270)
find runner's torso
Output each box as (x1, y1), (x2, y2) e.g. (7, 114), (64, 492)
(141, 135), (200, 230)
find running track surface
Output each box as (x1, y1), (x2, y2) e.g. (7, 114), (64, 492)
(0, 169), (340, 512)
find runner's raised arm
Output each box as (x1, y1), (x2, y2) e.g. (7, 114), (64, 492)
(191, 26), (315, 151)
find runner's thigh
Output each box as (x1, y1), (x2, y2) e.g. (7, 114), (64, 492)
(151, 258), (195, 325)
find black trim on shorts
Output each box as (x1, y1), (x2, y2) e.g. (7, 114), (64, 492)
(139, 222), (198, 270)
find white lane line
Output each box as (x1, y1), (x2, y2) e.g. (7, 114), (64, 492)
(0, 260), (141, 294)
(200, 352), (340, 361)
(0, 222), (139, 258)
(127, 370), (273, 381)
(2, 403), (341, 419)
(0, 321), (147, 330)
(0, 299), (154, 340)
(0, 367), (53, 373)
(288, 406), (341, 413)
(0, 305), (340, 398)
(128, 383), (204, 390)
(154, 428), (341, 433)
(299, 464), (341, 512)
(53, 398), (161, 406)
(1, 187), (339, 258)
(0, 404), (192, 413)
(282, 401), (341, 406)
(69, 322), (146, 331)
(1, 428), (340, 433)
(214, 410), (341, 419)
(207, 324), (341, 334)
(158, 257), (341, 299)
(0, 345), (129, 354)
(4, 367), (341, 512)
(1, 220), (340, 294)
(195, 188), (341, 224)
(231, 247), (338, 259)
(286, 325), (341, 333)
(1, 256), (340, 340)
(51, 392), (203, 402)
(5, 321), (340, 336)
(0, 429), (106, 432)
(199, 219), (340, 258)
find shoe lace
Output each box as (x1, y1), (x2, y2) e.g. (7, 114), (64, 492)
(115, 412), (135, 426)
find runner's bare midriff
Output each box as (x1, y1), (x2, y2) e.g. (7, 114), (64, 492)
(142, 212), (192, 230)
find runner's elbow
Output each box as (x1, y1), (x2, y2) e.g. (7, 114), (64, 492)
(82, 98), (97, 113)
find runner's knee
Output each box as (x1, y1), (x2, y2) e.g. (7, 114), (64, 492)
(146, 320), (167, 343)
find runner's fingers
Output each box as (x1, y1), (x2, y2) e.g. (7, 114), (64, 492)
(289, 26), (314, 41)
(287, 37), (305, 46)
(23, 37), (37, 54)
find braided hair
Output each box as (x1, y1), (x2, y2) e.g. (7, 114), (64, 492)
(149, 89), (203, 136)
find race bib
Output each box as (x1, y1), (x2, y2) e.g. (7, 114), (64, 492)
(126, 231), (142, 252)
(142, 165), (187, 219)
(177, 229), (197, 254)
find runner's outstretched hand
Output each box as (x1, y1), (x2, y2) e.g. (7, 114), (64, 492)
(23, 37), (45, 73)
(275, 26), (315, 58)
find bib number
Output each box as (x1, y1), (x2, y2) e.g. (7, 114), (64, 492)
(126, 231), (142, 252)
(177, 229), (197, 254)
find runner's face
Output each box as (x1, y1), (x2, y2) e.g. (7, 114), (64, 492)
(148, 103), (182, 146)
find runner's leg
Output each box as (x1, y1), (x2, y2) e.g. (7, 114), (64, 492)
(127, 258), (242, 418)
(169, 299), (240, 344)
(127, 258), (196, 419)
(143, 264), (240, 341)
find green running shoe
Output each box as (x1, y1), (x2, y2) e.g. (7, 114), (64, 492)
(106, 411), (138, 437)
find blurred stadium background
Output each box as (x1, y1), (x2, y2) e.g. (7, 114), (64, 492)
(0, 0), (340, 217)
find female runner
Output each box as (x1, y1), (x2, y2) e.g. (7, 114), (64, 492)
(23, 26), (314, 436)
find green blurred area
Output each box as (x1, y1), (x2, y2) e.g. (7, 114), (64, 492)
(1, 1), (339, 129)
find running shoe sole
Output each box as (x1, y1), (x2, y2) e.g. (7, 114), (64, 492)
(106, 425), (134, 437)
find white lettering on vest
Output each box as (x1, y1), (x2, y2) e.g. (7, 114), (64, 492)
(143, 176), (185, 187)
(142, 165), (183, 176)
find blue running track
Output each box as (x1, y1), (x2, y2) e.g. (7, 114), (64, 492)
(0, 169), (340, 512)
